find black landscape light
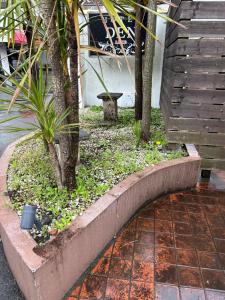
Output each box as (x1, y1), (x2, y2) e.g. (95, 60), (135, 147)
(20, 205), (42, 230)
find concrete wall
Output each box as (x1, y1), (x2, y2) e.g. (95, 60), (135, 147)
(80, 12), (167, 108)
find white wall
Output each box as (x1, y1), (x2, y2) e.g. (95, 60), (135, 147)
(0, 10), (167, 109)
(80, 12), (167, 108)
(0, 44), (10, 74)
(152, 16), (167, 108)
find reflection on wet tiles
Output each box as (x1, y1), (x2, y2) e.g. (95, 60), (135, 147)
(112, 241), (134, 260)
(132, 260), (154, 282)
(214, 239), (225, 254)
(180, 287), (205, 300)
(155, 284), (179, 300)
(80, 275), (107, 299)
(170, 203), (187, 212)
(202, 269), (225, 291)
(178, 195), (199, 205)
(70, 285), (81, 297)
(138, 208), (155, 219)
(200, 197), (216, 206)
(219, 253), (225, 269)
(174, 222), (193, 235)
(177, 267), (202, 288)
(103, 244), (114, 258)
(176, 249), (198, 267)
(130, 281), (154, 300)
(193, 236), (215, 252)
(155, 263), (178, 285)
(116, 227), (136, 244)
(191, 223), (211, 236)
(90, 257), (110, 277)
(108, 258), (132, 280)
(134, 243), (154, 262)
(105, 278), (130, 300)
(189, 213), (207, 225)
(185, 204), (203, 214)
(175, 235), (195, 250)
(207, 215), (225, 228)
(198, 252), (223, 270)
(172, 211), (190, 223)
(205, 290), (225, 300)
(155, 247), (176, 264)
(66, 181), (225, 300)
(203, 204), (220, 215)
(155, 233), (175, 248)
(137, 231), (154, 244)
(155, 209), (172, 221)
(155, 220), (173, 233)
(137, 218), (155, 232)
(211, 228), (225, 239)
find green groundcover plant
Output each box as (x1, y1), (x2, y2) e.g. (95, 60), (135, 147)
(7, 107), (185, 244)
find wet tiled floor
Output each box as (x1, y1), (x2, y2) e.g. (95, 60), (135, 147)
(66, 172), (225, 300)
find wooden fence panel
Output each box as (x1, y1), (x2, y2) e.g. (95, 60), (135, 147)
(166, 21), (225, 47)
(169, 89), (225, 105)
(180, 2), (225, 20)
(165, 39), (225, 57)
(197, 146), (225, 159)
(166, 2), (225, 35)
(160, 0), (225, 170)
(167, 118), (225, 133)
(165, 57), (225, 74)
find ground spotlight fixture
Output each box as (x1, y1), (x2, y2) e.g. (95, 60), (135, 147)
(20, 205), (42, 231)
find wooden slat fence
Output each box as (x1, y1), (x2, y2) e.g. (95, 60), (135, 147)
(160, 0), (225, 170)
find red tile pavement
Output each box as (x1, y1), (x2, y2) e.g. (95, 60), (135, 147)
(65, 171), (225, 299)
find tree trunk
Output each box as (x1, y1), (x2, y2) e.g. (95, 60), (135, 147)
(64, 9), (80, 186)
(48, 142), (63, 188)
(39, 0), (76, 190)
(135, 1), (143, 120)
(141, 0), (156, 142)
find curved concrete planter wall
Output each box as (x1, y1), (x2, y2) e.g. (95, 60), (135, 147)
(0, 138), (201, 300)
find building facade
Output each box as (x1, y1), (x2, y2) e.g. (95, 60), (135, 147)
(80, 4), (168, 108)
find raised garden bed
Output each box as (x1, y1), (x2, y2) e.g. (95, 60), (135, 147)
(7, 108), (185, 244)
(0, 108), (201, 300)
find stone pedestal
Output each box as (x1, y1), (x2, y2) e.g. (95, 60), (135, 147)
(97, 93), (123, 121)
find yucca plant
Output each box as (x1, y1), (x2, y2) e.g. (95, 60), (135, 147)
(0, 0), (180, 190)
(0, 67), (76, 188)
